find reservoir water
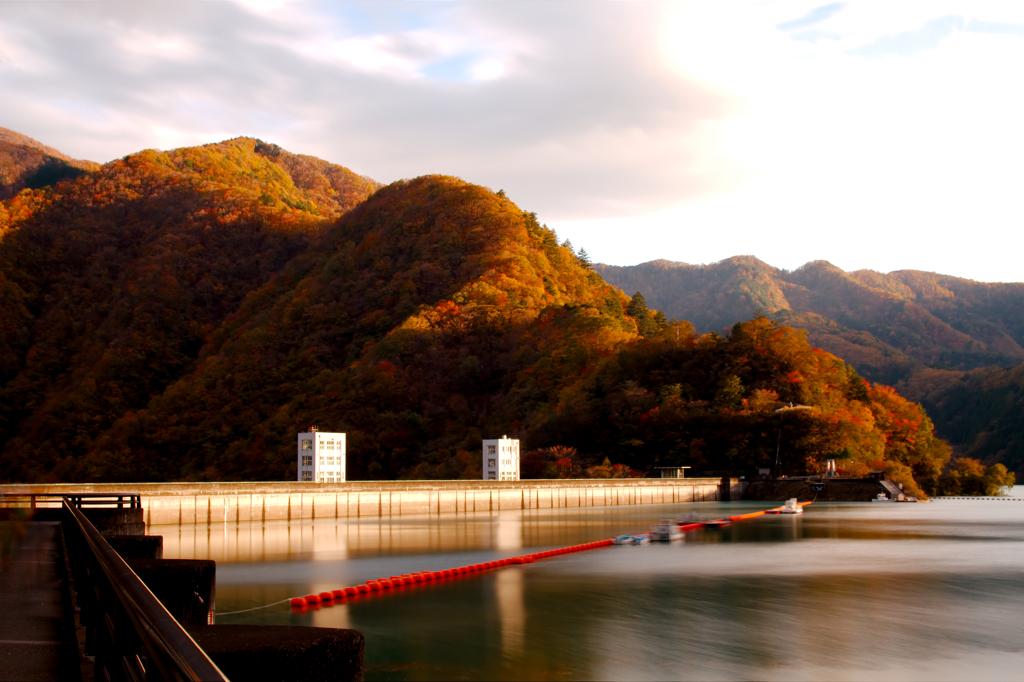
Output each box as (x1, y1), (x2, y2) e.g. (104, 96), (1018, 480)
(154, 488), (1024, 681)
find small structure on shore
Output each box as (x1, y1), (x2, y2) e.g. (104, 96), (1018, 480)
(655, 466), (691, 479)
(297, 427), (347, 482)
(482, 436), (520, 481)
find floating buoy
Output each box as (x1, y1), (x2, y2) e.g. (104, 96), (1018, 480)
(289, 597), (307, 608)
(305, 594), (321, 604)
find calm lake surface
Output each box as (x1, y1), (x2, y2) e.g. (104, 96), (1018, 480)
(154, 487), (1024, 681)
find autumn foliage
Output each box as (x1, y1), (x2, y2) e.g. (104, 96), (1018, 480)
(0, 134), (954, 493)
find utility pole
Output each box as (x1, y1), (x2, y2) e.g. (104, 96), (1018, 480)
(774, 430), (782, 478)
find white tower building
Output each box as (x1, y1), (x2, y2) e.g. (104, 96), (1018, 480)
(482, 436), (520, 481)
(297, 427), (346, 482)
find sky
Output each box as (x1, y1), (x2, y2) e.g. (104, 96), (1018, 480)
(1, 0), (1022, 282)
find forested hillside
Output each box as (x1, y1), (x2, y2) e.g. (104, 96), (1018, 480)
(0, 132), (954, 491)
(0, 136), (379, 481)
(0, 127), (100, 200)
(596, 257), (1024, 477)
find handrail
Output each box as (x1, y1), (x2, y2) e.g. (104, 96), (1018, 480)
(1, 492), (141, 510)
(62, 497), (228, 681)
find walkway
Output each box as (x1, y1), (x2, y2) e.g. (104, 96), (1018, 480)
(0, 521), (81, 681)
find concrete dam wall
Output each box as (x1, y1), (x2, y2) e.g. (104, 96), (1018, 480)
(3, 478), (742, 527)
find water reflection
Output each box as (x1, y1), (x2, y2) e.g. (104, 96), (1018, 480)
(155, 493), (1024, 680)
(493, 512), (522, 551)
(496, 569), (524, 660)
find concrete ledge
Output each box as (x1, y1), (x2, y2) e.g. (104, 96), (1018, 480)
(107, 535), (163, 560)
(186, 625), (364, 682)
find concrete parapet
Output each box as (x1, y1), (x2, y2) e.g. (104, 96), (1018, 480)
(186, 625), (364, 682)
(82, 508), (144, 536)
(106, 535), (163, 560)
(2, 479), (736, 527)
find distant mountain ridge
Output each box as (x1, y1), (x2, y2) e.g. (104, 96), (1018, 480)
(596, 257), (1024, 384)
(596, 257), (1024, 476)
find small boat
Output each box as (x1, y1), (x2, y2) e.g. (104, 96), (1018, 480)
(630, 533), (651, 545)
(871, 493), (893, 502)
(650, 520), (683, 541)
(779, 498), (803, 514)
(677, 512), (700, 525)
(613, 534), (634, 545)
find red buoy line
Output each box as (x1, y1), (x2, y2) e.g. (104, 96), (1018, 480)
(215, 502), (810, 616)
(284, 539), (616, 612)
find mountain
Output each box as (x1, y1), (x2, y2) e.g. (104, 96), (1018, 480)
(905, 364), (1024, 480)
(0, 127), (101, 199)
(0, 131), (950, 491)
(595, 257), (1024, 476)
(0, 136), (379, 481)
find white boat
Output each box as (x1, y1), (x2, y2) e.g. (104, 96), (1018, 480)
(650, 520), (683, 542)
(613, 534), (634, 545)
(779, 498), (803, 514)
(871, 493), (893, 502)
(631, 534), (651, 545)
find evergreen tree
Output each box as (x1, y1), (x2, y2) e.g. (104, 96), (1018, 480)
(627, 291), (649, 319)
(627, 292), (658, 337)
(577, 248), (593, 270)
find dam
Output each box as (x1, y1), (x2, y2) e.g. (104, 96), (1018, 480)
(1, 478), (742, 528)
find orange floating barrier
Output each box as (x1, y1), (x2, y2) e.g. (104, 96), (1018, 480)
(277, 531), (630, 613)
(729, 511), (766, 522)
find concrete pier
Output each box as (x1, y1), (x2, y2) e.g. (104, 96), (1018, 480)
(2, 479), (738, 527)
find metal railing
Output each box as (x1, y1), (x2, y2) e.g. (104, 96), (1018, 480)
(0, 492), (142, 510)
(62, 497), (228, 681)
